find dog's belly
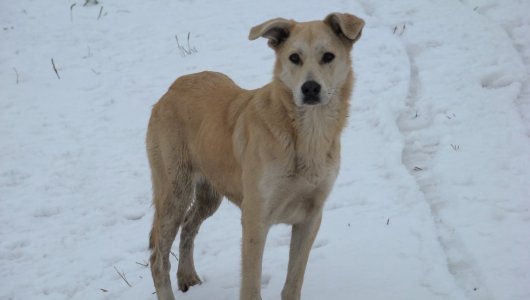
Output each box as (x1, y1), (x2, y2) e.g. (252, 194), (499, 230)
(271, 196), (317, 224)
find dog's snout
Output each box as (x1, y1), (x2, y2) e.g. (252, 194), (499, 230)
(301, 81), (321, 97)
(301, 80), (321, 105)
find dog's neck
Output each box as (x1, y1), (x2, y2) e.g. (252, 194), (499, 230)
(270, 73), (353, 183)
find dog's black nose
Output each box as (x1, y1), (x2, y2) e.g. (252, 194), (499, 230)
(301, 80), (321, 97)
(301, 81), (321, 105)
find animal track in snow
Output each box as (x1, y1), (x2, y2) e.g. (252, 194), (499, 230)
(123, 209), (145, 221)
(480, 70), (515, 89)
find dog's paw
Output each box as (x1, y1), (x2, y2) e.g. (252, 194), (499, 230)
(177, 272), (202, 292)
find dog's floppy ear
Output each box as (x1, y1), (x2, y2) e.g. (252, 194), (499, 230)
(248, 18), (294, 48)
(324, 13), (365, 45)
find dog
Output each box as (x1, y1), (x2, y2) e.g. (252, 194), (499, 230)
(146, 12), (364, 300)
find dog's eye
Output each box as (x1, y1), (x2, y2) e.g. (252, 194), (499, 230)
(322, 52), (335, 64)
(289, 53), (301, 65)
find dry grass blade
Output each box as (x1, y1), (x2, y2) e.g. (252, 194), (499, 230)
(13, 67), (19, 84)
(51, 58), (60, 79)
(95, 6), (107, 20)
(70, 3), (76, 22)
(175, 33), (197, 57)
(114, 266), (132, 287)
(136, 261), (149, 267)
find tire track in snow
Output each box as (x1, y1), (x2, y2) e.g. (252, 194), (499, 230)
(397, 42), (491, 300)
(462, 0), (530, 137)
(356, 2), (496, 299)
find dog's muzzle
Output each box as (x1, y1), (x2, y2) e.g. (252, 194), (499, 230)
(301, 80), (321, 105)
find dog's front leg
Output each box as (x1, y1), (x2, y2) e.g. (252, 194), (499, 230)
(281, 211), (323, 300)
(240, 198), (269, 300)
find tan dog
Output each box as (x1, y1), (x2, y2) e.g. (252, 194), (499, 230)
(146, 13), (364, 300)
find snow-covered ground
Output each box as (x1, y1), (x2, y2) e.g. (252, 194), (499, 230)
(1, 0), (529, 299)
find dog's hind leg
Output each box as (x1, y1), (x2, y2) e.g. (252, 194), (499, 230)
(177, 178), (222, 292)
(148, 131), (194, 300)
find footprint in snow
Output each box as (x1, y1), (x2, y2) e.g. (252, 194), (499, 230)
(481, 70), (515, 89)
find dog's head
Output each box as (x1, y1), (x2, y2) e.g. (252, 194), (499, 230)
(249, 13), (364, 107)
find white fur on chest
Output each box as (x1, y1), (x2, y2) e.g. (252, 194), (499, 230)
(259, 162), (338, 225)
(294, 104), (341, 183)
(258, 103), (342, 225)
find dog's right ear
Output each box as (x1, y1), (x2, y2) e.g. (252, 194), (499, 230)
(248, 18), (294, 49)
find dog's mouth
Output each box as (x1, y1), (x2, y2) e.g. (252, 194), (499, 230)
(302, 96), (321, 105)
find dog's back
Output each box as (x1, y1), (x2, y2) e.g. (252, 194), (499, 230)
(147, 71), (250, 206)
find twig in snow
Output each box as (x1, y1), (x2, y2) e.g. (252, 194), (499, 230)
(450, 144), (460, 151)
(13, 67), (19, 84)
(136, 261), (149, 267)
(187, 32), (195, 53)
(170, 251), (178, 261)
(70, 3), (76, 22)
(84, 0), (99, 6)
(97, 6), (104, 20)
(176, 33), (197, 57)
(100, 288), (108, 293)
(386, 218), (390, 225)
(51, 58), (60, 79)
(91, 68), (101, 75)
(413, 166), (423, 171)
(114, 266), (132, 287)
(393, 24), (406, 36)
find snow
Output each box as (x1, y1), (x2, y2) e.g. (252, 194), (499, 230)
(1, 0), (529, 299)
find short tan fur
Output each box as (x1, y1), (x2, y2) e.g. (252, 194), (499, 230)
(147, 12), (364, 300)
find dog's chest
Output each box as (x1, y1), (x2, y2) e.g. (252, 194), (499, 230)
(261, 162), (338, 225)
(294, 155), (329, 186)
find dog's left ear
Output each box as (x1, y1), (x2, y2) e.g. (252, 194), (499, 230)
(324, 13), (365, 45)
(249, 18), (295, 49)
